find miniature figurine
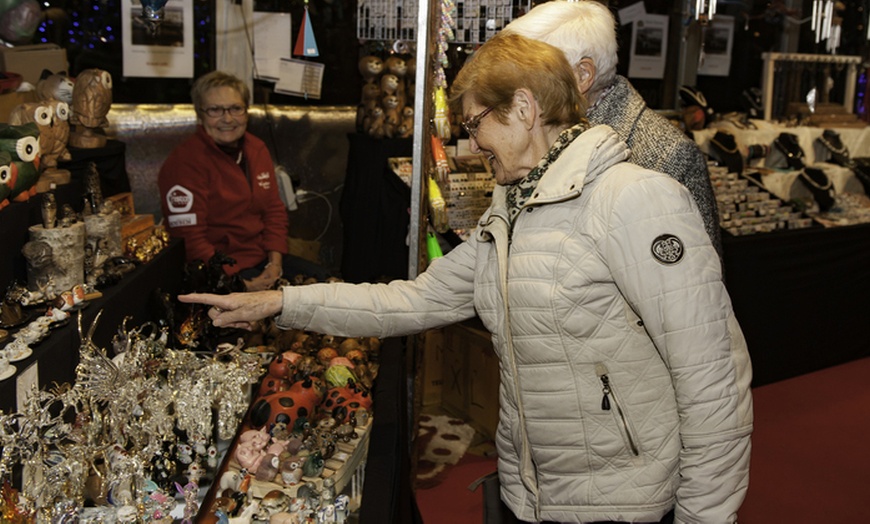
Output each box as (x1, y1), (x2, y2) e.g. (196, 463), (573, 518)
(9, 100), (72, 190)
(0, 122), (41, 203)
(69, 69), (113, 149)
(42, 192), (57, 228)
(36, 70), (75, 104)
(175, 481), (199, 524)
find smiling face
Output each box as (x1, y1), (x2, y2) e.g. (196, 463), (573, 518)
(199, 86), (248, 147)
(463, 97), (532, 186)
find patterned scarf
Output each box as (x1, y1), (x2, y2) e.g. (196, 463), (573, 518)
(505, 121), (590, 224)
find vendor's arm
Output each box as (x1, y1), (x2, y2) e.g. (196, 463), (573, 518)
(605, 173), (753, 524)
(158, 152), (218, 263)
(244, 250), (283, 291)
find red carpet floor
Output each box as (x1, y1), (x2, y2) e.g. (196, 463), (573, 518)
(415, 357), (870, 524)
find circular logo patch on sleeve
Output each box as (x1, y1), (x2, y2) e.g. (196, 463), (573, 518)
(651, 234), (684, 265)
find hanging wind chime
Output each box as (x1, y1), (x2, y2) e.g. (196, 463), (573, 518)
(294, 0), (320, 57)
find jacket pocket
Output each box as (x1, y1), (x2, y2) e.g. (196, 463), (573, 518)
(595, 362), (640, 457)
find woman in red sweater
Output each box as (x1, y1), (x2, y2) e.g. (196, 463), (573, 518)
(158, 71), (328, 290)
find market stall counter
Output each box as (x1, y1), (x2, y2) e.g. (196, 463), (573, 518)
(722, 222), (870, 386)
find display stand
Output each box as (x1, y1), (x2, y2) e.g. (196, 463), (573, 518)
(0, 238), (185, 413)
(760, 53), (862, 121)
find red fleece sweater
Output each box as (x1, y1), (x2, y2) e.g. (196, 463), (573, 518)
(158, 126), (288, 275)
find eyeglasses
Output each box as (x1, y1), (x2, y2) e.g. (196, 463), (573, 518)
(202, 105), (247, 118)
(461, 106), (494, 139)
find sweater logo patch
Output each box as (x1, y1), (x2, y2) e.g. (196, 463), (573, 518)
(651, 234), (684, 265)
(257, 171), (271, 190)
(166, 184), (193, 213)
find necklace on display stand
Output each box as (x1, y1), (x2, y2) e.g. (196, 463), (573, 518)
(773, 132), (806, 170)
(799, 167), (835, 212)
(816, 129), (853, 168)
(709, 131), (744, 174)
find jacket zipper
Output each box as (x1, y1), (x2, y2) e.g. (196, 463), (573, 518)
(595, 363), (640, 456)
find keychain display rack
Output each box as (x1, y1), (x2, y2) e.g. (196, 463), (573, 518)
(761, 52), (862, 122)
(356, 0), (528, 44)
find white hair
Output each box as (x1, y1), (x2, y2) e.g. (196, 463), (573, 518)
(503, 0), (619, 95)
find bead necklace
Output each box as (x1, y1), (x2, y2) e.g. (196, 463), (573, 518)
(816, 132), (847, 156)
(710, 133), (738, 154)
(799, 169), (833, 190)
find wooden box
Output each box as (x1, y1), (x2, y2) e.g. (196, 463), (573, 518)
(107, 192), (156, 244)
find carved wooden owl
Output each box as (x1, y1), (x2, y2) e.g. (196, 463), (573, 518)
(70, 69), (113, 130)
(9, 100), (71, 169)
(0, 123), (41, 203)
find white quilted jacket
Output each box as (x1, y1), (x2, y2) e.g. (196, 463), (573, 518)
(277, 125), (753, 523)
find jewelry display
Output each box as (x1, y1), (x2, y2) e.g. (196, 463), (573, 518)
(709, 165), (813, 236)
(709, 131), (744, 174)
(761, 53), (862, 123)
(798, 167), (835, 212)
(815, 129), (853, 168)
(745, 144), (770, 162)
(773, 132), (807, 170)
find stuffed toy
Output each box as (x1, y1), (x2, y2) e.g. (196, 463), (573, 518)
(358, 55), (384, 84)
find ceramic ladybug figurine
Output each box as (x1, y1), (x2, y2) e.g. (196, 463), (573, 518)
(249, 376), (327, 429)
(321, 383), (373, 424)
(258, 375), (291, 398)
(268, 352), (298, 381)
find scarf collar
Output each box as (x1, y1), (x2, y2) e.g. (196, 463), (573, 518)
(505, 121), (590, 224)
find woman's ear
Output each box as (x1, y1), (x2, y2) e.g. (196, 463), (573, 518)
(574, 58), (596, 96)
(513, 88), (538, 130)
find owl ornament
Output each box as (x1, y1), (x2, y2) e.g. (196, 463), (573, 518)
(0, 122), (41, 205)
(69, 69), (113, 149)
(9, 100), (72, 191)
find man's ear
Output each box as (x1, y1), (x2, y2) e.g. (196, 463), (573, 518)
(513, 88), (538, 130)
(574, 57), (597, 96)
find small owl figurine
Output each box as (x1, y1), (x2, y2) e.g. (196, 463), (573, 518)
(9, 100), (72, 170)
(0, 122), (41, 204)
(69, 68), (113, 149)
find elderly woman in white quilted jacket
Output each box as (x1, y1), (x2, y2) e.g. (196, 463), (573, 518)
(181, 33), (753, 524)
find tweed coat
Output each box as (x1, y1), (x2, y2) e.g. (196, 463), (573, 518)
(588, 75), (723, 259)
(276, 125), (752, 523)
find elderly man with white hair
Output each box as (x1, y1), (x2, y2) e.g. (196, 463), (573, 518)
(503, 0), (722, 259)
